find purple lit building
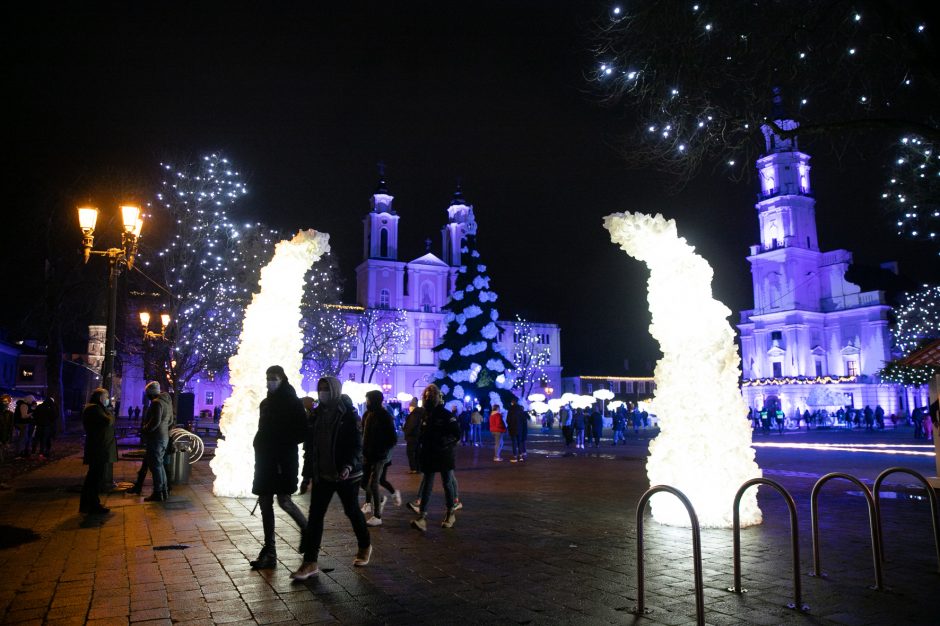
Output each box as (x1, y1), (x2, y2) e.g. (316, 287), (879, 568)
(737, 112), (924, 419)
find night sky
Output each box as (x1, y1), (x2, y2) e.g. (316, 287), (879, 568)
(6, 2), (938, 374)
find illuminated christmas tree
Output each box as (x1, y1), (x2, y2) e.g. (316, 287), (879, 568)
(880, 285), (940, 385)
(884, 135), (939, 256)
(511, 315), (550, 400)
(142, 153), (279, 400)
(432, 234), (514, 410)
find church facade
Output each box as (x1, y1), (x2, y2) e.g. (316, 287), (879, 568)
(737, 114), (907, 419)
(327, 177), (563, 403)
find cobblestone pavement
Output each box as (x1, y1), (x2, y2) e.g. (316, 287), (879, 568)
(0, 426), (936, 625)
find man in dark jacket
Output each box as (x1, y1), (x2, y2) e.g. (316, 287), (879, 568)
(402, 397), (423, 473)
(361, 390), (400, 526)
(80, 388), (117, 515)
(291, 376), (371, 581)
(506, 397), (527, 463)
(408, 384), (460, 532)
(32, 396), (57, 459)
(249, 365), (308, 570)
(590, 409), (604, 447)
(130, 381), (174, 502)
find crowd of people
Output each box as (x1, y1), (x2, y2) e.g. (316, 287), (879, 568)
(0, 393), (59, 461)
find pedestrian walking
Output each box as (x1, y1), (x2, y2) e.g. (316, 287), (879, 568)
(408, 384), (460, 532)
(559, 403), (573, 447)
(291, 376), (371, 581)
(128, 382), (174, 502)
(573, 408), (586, 449)
(249, 366), (308, 570)
(612, 407), (625, 445)
(31, 396), (57, 459)
(0, 395), (13, 462)
(361, 390), (401, 527)
(79, 388), (116, 515)
(470, 405), (483, 446)
(403, 397), (423, 473)
(13, 396), (35, 458)
(506, 397), (526, 463)
(590, 409), (603, 447)
(489, 403), (506, 461)
(299, 396), (314, 495)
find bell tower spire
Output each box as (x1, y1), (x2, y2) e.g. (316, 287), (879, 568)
(363, 161), (400, 260)
(441, 178), (477, 267)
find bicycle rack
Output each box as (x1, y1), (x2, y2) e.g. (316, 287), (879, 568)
(729, 478), (809, 611)
(633, 485), (705, 626)
(810, 472), (883, 590)
(872, 467), (940, 573)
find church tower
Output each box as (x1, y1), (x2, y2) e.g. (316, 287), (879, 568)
(362, 165), (400, 261)
(441, 182), (477, 267)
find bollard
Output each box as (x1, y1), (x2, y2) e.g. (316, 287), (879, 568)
(729, 478), (809, 611)
(873, 467), (940, 574)
(810, 472), (883, 590)
(634, 485), (705, 626)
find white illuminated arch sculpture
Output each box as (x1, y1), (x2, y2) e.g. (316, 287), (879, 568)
(211, 229), (330, 498)
(604, 212), (762, 528)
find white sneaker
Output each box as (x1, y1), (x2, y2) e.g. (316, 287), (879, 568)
(410, 515), (427, 532)
(380, 495), (387, 506)
(366, 516), (383, 527)
(407, 500), (421, 514)
(290, 561), (319, 581)
(392, 490), (402, 506)
(453, 500), (463, 511)
(361, 501), (372, 515)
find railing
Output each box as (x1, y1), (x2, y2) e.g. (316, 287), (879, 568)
(872, 467), (940, 573)
(729, 478), (809, 611)
(633, 485), (705, 626)
(810, 473), (883, 590)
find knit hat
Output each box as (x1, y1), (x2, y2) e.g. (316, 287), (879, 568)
(145, 381), (161, 397)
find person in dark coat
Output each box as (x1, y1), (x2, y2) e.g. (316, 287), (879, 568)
(572, 408), (586, 449)
(402, 397), (423, 473)
(32, 396), (57, 458)
(590, 409), (604, 447)
(361, 390), (400, 526)
(408, 384), (460, 532)
(80, 388), (117, 515)
(127, 381), (174, 501)
(249, 365), (308, 570)
(291, 376), (371, 581)
(506, 397), (527, 463)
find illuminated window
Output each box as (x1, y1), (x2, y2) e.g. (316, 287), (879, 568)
(419, 328), (435, 349)
(205, 391), (214, 406)
(846, 360), (859, 376)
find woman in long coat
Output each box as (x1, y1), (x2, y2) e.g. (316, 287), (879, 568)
(80, 388), (117, 515)
(409, 384), (460, 532)
(249, 365), (308, 570)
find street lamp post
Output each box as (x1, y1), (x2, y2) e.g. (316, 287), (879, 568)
(78, 205), (144, 396)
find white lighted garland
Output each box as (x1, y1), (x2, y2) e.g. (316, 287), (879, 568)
(604, 212), (762, 528)
(211, 229), (330, 498)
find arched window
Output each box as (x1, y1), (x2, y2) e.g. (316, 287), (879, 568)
(421, 284), (433, 312)
(380, 289), (390, 309)
(379, 228), (389, 258)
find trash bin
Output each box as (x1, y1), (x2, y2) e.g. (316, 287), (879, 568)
(170, 440), (192, 485)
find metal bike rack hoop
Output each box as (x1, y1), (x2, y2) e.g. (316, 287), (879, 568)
(634, 485), (705, 626)
(873, 467), (940, 574)
(810, 472), (883, 590)
(729, 477), (809, 611)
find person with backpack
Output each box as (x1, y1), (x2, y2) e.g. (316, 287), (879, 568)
(361, 390), (401, 526)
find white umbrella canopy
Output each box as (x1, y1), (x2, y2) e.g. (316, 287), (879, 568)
(571, 395), (596, 410)
(608, 400), (624, 411)
(547, 398), (566, 413)
(396, 392), (414, 403)
(592, 388), (615, 401)
(560, 392), (579, 404)
(527, 393), (546, 403)
(529, 401), (549, 414)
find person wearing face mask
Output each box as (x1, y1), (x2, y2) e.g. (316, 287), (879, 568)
(249, 365), (308, 570)
(79, 388), (117, 515)
(130, 381), (174, 502)
(290, 376), (371, 581)
(360, 389), (400, 526)
(409, 384), (460, 532)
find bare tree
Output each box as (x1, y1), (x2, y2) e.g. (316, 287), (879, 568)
(357, 308), (410, 384)
(510, 316), (550, 401)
